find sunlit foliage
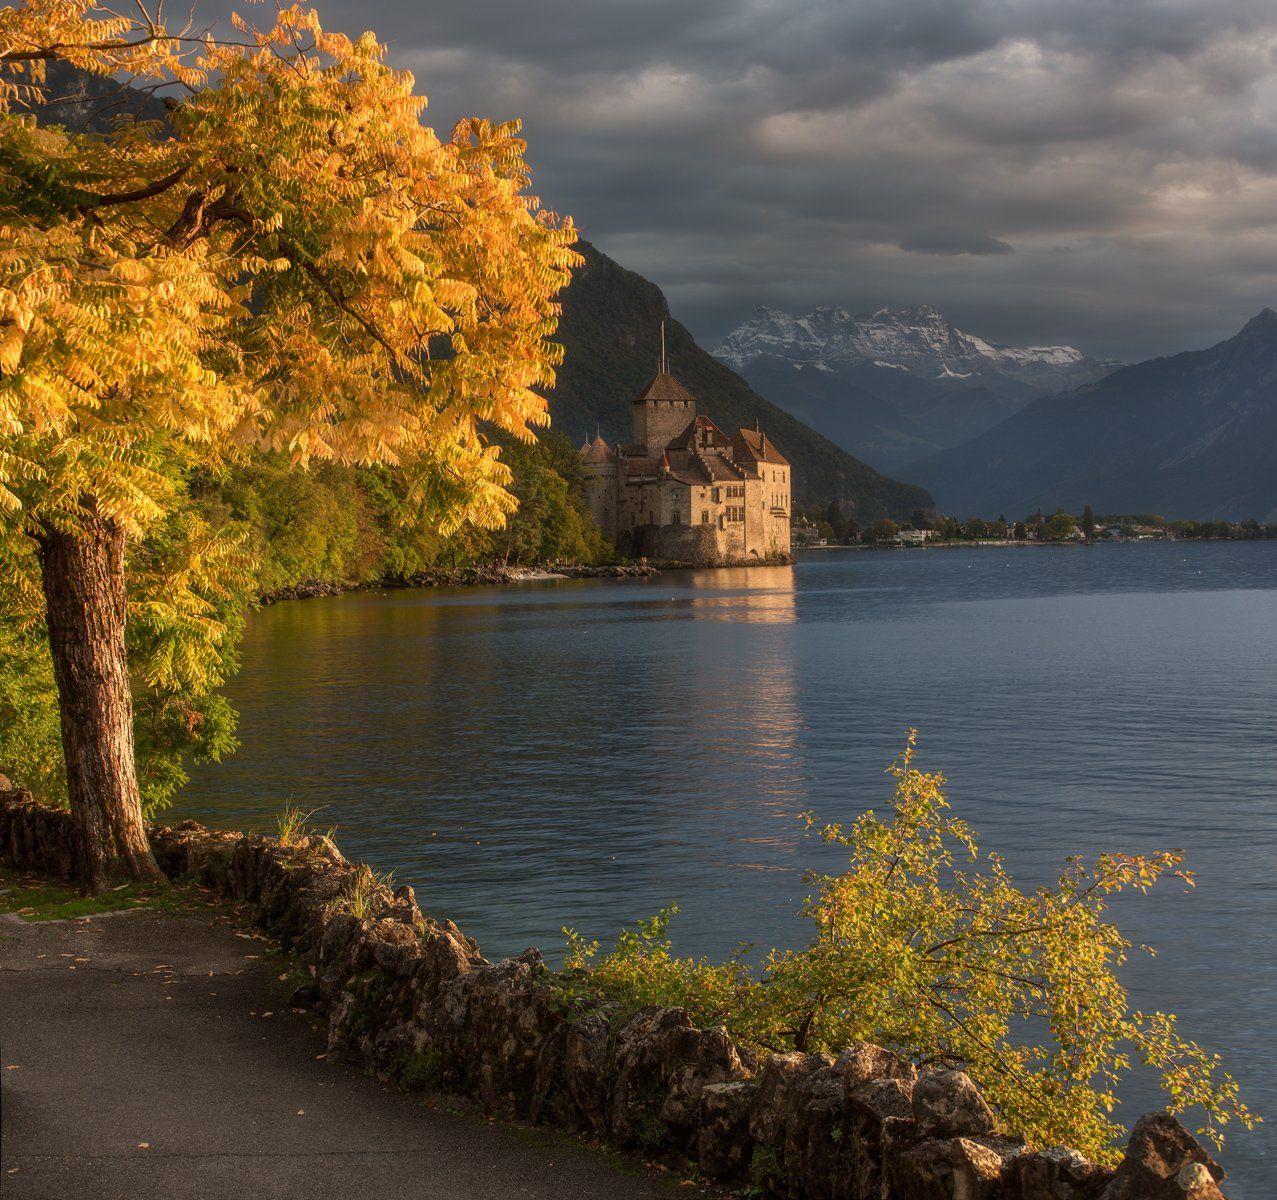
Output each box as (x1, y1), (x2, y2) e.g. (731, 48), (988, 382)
(0, 2), (577, 835)
(563, 734), (1258, 1163)
(0, 0), (578, 540)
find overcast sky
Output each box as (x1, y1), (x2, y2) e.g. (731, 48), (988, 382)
(206, 0), (1277, 361)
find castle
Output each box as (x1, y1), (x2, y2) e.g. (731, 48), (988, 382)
(579, 341), (791, 565)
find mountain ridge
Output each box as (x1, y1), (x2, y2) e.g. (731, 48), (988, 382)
(906, 310), (1277, 522)
(712, 304), (1115, 472)
(715, 303), (1112, 390)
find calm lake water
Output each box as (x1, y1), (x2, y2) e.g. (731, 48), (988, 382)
(178, 541), (1277, 1192)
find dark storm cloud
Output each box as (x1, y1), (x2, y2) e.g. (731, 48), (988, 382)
(199, 0), (1277, 359)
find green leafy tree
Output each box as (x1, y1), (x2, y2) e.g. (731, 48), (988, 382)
(1043, 511), (1079, 541)
(1083, 504), (1096, 540)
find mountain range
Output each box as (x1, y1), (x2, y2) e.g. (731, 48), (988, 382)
(714, 304), (1115, 471)
(547, 245), (935, 521)
(908, 310), (1277, 523)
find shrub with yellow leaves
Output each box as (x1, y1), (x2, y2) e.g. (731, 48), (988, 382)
(565, 733), (1258, 1164)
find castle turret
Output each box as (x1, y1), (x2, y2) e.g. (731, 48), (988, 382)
(580, 433), (618, 540)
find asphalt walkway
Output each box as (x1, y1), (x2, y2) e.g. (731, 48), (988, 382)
(0, 907), (689, 1200)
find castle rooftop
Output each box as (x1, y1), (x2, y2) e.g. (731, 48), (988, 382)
(634, 372), (696, 404)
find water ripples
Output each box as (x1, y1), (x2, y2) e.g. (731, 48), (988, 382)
(179, 540), (1277, 1193)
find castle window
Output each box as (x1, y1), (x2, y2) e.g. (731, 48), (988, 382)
(701, 510), (709, 524)
(672, 511), (681, 524)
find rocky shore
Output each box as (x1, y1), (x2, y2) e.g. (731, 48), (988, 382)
(257, 562), (660, 605)
(0, 792), (1232, 1200)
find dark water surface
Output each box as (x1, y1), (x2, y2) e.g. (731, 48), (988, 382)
(179, 541), (1277, 1191)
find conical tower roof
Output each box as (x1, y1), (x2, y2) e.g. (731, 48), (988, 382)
(582, 434), (615, 464)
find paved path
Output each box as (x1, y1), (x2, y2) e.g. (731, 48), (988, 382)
(0, 908), (690, 1200)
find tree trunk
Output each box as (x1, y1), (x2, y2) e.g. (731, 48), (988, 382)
(36, 505), (165, 893)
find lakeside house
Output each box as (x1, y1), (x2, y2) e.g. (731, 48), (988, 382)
(580, 341), (792, 565)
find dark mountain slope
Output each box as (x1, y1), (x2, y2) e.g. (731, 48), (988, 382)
(908, 310), (1277, 522)
(23, 60), (170, 131)
(549, 243), (935, 520)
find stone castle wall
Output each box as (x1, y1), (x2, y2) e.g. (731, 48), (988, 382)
(0, 791), (1231, 1200)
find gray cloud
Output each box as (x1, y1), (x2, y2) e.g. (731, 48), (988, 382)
(199, 0), (1277, 360)
(899, 231), (1015, 256)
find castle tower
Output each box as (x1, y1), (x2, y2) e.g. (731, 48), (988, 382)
(632, 372), (697, 453)
(580, 433), (617, 540)
(632, 321), (697, 453)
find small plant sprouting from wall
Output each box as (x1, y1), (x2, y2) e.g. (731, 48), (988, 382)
(340, 863), (397, 920)
(274, 804), (338, 851)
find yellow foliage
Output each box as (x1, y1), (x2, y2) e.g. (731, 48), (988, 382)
(0, 0), (578, 543)
(565, 733), (1259, 1165)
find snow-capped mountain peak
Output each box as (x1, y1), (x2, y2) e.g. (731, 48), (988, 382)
(714, 304), (1109, 394)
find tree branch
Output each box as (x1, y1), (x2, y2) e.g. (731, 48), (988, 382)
(77, 163), (191, 211)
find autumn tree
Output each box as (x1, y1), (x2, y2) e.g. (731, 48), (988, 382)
(0, 1), (577, 890)
(866, 517), (898, 544)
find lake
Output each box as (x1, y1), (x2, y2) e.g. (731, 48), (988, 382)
(177, 540), (1277, 1192)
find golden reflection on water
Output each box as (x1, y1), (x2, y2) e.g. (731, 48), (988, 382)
(682, 565), (799, 624)
(640, 566), (807, 837)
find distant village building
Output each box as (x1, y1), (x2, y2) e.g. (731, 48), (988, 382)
(580, 337), (791, 565)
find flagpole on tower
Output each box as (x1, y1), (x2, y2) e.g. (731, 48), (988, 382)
(660, 320), (667, 374)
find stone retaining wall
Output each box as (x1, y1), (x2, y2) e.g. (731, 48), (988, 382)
(0, 792), (1230, 1200)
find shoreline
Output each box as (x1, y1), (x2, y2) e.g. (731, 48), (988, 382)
(257, 561), (661, 606)
(257, 554), (796, 606)
(0, 796), (1233, 1200)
